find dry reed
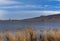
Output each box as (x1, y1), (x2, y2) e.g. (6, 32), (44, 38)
(5, 29), (15, 41)
(40, 29), (60, 41)
(15, 26), (37, 41)
(0, 32), (3, 41)
(1, 26), (37, 41)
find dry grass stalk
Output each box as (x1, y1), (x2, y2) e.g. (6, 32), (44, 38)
(40, 29), (60, 41)
(0, 32), (3, 41)
(31, 30), (36, 41)
(24, 26), (37, 41)
(5, 29), (15, 41)
(15, 26), (37, 41)
(15, 30), (25, 41)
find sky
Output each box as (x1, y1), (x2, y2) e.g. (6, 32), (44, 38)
(0, 0), (60, 20)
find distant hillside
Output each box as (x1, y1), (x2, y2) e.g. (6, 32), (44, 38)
(0, 14), (60, 22)
(22, 14), (60, 22)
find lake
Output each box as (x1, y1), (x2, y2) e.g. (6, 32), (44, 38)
(0, 21), (60, 31)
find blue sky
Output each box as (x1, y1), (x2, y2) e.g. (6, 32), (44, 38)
(0, 0), (60, 20)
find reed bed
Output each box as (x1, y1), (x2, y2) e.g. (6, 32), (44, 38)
(15, 30), (26, 41)
(15, 26), (37, 41)
(2, 27), (60, 41)
(4, 26), (37, 41)
(40, 29), (60, 41)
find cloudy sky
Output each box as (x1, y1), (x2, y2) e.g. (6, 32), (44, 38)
(0, 0), (60, 20)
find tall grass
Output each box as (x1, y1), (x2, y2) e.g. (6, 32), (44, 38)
(15, 26), (37, 41)
(5, 29), (16, 41)
(0, 28), (37, 41)
(5, 28), (60, 41)
(24, 26), (37, 41)
(40, 29), (60, 41)
(15, 30), (26, 41)
(4, 26), (36, 41)
(0, 32), (3, 41)
(2, 27), (60, 41)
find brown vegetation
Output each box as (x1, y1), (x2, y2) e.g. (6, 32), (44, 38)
(15, 26), (37, 41)
(5, 29), (16, 41)
(1, 27), (60, 41)
(0, 32), (3, 41)
(4, 26), (36, 41)
(40, 29), (60, 41)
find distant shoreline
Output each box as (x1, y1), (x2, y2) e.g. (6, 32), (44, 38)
(0, 14), (60, 22)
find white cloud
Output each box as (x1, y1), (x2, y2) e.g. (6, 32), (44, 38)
(0, 10), (60, 20)
(55, 0), (60, 1)
(39, 11), (60, 15)
(24, 5), (46, 8)
(0, 0), (22, 5)
(0, 5), (48, 9)
(0, 10), (8, 19)
(50, 0), (60, 1)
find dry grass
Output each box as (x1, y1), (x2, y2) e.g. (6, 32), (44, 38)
(0, 27), (60, 41)
(1, 27), (60, 41)
(5, 29), (16, 41)
(15, 26), (37, 41)
(0, 32), (3, 41)
(40, 29), (60, 41)
(15, 30), (26, 41)
(4, 26), (36, 41)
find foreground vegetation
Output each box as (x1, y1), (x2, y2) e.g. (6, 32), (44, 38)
(0, 27), (60, 41)
(0, 26), (37, 41)
(40, 29), (60, 41)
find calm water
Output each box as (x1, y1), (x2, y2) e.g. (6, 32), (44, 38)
(0, 21), (60, 41)
(0, 21), (60, 31)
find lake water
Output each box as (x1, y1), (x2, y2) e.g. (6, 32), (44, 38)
(0, 21), (60, 41)
(0, 21), (60, 31)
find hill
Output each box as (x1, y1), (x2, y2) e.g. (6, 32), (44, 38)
(22, 14), (60, 22)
